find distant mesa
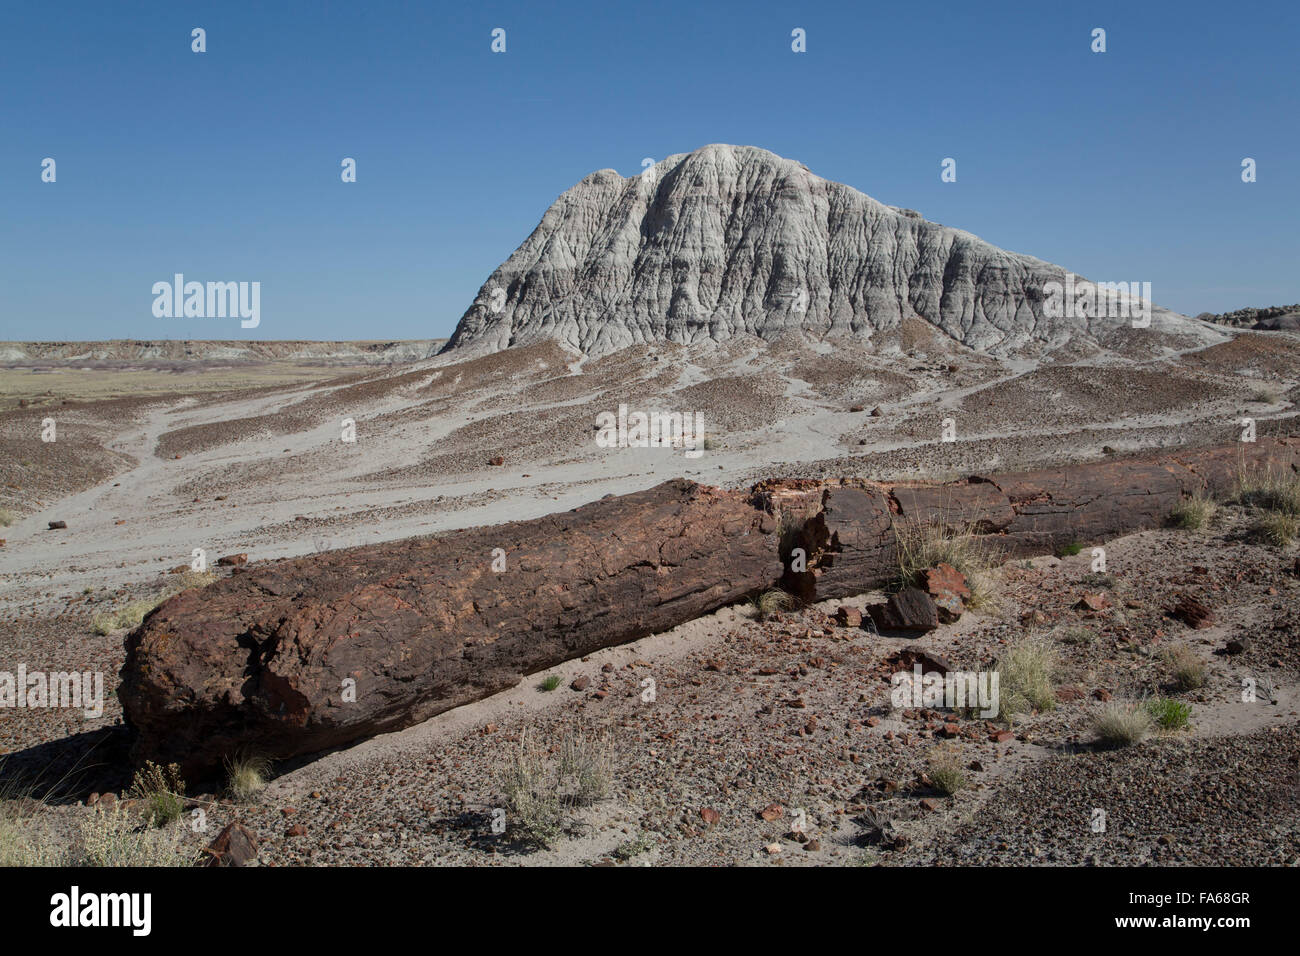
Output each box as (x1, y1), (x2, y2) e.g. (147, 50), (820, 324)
(1196, 304), (1300, 330)
(443, 144), (1217, 358)
(0, 340), (445, 367)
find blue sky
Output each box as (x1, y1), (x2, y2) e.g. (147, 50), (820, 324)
(1, 0), (1296, 342)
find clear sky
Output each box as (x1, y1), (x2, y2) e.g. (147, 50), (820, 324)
(2, 0), (1296, 342)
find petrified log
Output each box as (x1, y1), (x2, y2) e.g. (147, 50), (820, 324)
(122, 438), (1300, 773)
(119, 480), (780, 775)
(766, 437), (1300, 601)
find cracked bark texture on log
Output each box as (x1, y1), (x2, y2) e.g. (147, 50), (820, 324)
(121, 438), (1300, 774)
(766, 438), (1300, 601)
(120, 480), (780, 774)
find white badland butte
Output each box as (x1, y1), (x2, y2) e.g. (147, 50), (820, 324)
(442, 144), (1213, 357)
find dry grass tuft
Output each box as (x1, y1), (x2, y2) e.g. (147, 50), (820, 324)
(995, 633), (1058, 721)
(1235, 467), (1300, 516)
(90, 570), (218, 635)
(1092, 702), (1153, 747)
(1232, 467), (1300, 546)
(749, 588), (795, 621)
(927, 743), (969, 796)
(1160, 645), (1207, 691)
(1255, 512), (1298, 547)
(224, 752), (272, 803)
(1169, 493), (1217, 530)
(891, 512), (999, 609)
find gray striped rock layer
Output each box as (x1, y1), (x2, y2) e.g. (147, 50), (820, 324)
(444, 144), (1207, 357)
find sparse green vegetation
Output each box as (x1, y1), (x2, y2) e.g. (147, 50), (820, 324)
(1170, 493), (1217, 530)
(1057, 540), (1085, 557)
(612, 834), (655, 861)
(500, 724), (614, 849)
(224, 752), (272, 803)
(1250, 386), (1281, 404)
(129, 761), (186, 827)
(1144, 697), (1192, 731)
(1161, 645), (1207, 691)
(1092, 702), (1153, 747)
(927, 744), (969, 796)
(995, 633), (1058, 721)
(538, 674), (562, 692)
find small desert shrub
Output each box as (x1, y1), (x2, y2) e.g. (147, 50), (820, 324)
(1170, 493), (1217, 530)
(1255, 512), (1299, 547)
(702, 438), (718, 451)
(1092, 702), (1152, 747)
(1057, 540), (1085, 557)
(500, 733), (563, 847)
(612, 835), (654, 861)
(500, 724), (614, 848)
(538, 674), (562, 692)
(892, 513), (998, 606)
(927, 744), (969, 796)
(129, 761), (185, 827)
(0, 508), (14, 527)
(2, 798), (196, 867)
(995, 634), (1058, 720)
(0, 812), (63, 867)
(1161, 645), (1207, 691)
(77, 805), (197, 867)
(1144, 697), (1192, 731)
(749, 588), (794, 621)
(1250, 386), (1281, 404)
(224, 752), (272, 803)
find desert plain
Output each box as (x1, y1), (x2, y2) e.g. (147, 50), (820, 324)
(1, 323), (1298, 866)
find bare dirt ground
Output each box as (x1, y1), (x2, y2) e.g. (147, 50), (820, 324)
(1, 325), (1298, 866)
